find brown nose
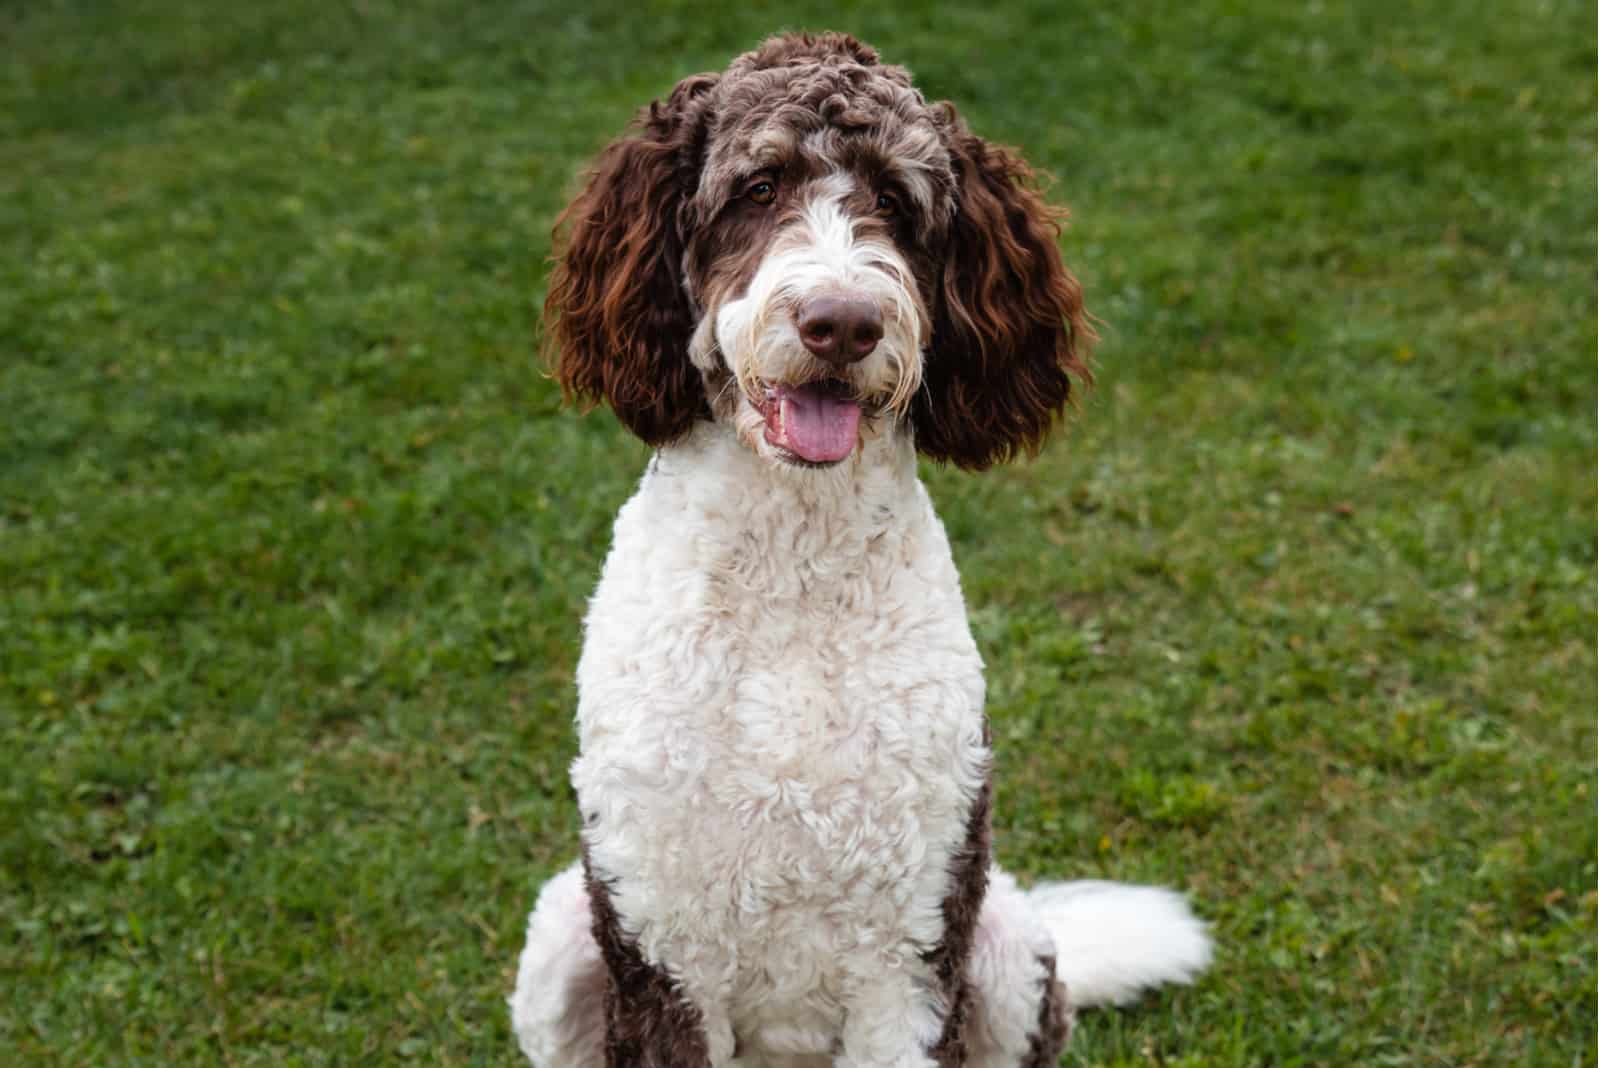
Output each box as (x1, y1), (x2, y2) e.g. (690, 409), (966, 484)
(796, 294), (883, 365)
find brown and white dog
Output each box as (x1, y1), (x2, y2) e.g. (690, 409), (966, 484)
(510, 32), (1211, 1068)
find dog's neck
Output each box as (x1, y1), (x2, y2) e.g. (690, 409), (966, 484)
(645, 419), (931, 581)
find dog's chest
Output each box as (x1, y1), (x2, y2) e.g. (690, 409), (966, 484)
(571, 437), (988, 1033)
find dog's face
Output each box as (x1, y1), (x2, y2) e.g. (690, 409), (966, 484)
(545, 33), (1092, 471)
(681, 44), (951, 466)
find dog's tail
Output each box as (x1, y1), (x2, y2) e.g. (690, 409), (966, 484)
(1027, 880), (1213, 1008)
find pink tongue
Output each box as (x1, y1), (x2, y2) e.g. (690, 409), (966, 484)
(767, 384), (861, 463)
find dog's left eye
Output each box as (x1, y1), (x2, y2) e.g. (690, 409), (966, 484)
(745, 178), (777, 205)
(874, 191), (900, 218)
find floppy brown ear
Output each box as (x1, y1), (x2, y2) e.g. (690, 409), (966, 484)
(543, 74), (718, 444)
(913, 128), (1095, 470)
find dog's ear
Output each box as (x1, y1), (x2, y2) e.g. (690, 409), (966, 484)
(544, 74), (718, 445)
(914, 125), (1095, 470)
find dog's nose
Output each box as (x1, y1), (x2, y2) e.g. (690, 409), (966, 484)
(796, 294), (883, 365)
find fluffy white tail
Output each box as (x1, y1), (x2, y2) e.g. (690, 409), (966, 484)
(1029, 880), (1213, 1008)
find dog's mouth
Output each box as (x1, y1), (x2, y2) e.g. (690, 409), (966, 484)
(755, 378), (862, 465)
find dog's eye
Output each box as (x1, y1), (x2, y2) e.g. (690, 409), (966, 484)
(745, 178), (778, 205)
(874, 191), (900, 218)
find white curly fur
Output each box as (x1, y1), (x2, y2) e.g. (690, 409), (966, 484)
(509, 424), (1212, 1067)
(512, 865), (607, 1067)
(572, 425), (986, 1067)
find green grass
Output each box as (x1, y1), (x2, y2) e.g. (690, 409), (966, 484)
(1, 1), (1593, 1064)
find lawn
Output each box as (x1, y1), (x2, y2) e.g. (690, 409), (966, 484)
(1, 1), (1594, 1065)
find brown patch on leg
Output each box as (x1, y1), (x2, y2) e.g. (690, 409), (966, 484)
(924, 752), (994, 1068)
(582, 853), (711, 1068)
(1022, 955), (1073, 1068)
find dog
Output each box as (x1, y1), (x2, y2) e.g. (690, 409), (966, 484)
(509, 32), (1212, 1068)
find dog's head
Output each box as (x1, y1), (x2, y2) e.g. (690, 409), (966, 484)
(544, 32), (1092, 470)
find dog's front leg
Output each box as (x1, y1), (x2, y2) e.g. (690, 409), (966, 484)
(835, 961), (945, 1068)
(583, 866), (733, 1068)
(601, 975), (742, 1068)
(592, 958), (716, 1068)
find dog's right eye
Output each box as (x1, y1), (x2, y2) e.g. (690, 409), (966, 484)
(745, 178), (777, 205)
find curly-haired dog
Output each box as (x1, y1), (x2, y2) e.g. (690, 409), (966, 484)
(510, 32), (1212, 1068)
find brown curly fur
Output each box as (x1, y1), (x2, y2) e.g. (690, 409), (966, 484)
(1022, 958), (1073, 1068)
(917, 129), (1095, 470)
(543, 74), (718, 444)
